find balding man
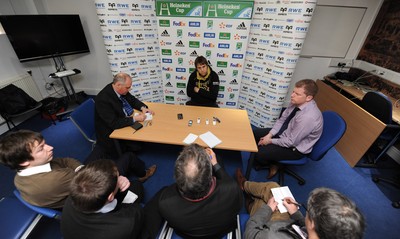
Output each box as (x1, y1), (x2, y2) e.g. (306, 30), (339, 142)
(95, 72), (156, 182)
(142, 144), (242, 239)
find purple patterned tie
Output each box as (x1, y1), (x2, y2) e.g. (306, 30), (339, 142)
(120, 96), (133, 116)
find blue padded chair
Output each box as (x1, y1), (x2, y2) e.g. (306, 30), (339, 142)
(158, 215), (242, 239)
(69, 98), (96, 148)
(0, 196), (41, 239)
(277, 111), (346, 185)
(13, 189), (62, 219)
(357, 91), (400, 167)
(246, 111), (346, 185)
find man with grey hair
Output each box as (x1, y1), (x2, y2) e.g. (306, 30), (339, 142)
(95, 72), (156, 182)
(142, 144), (243, 239)
(244, 185), (366, 239)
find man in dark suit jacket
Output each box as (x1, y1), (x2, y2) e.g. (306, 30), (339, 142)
(95, 72), (156, 182)
(61, 159), (145, 239)
(142, 144), (243, 239)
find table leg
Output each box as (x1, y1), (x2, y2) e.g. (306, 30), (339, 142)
(245, 152), (255, 179)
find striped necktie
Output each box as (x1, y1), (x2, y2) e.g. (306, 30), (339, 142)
(120, 96), (133, 116)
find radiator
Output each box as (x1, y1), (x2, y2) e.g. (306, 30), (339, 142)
(0, 73), (43, 124)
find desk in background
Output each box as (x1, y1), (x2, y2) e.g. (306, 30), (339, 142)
(324, 77), (400, 124)
(315, 80), (386, 167)
(109, 102), (258, 153)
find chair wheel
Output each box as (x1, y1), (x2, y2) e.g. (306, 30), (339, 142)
(392, 201), (400, 209)
(372, 177), (379, 183)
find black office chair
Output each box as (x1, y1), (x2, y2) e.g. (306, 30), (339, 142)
(356, 90), (400, 208)
(357, 91), (400, 167)
(372, 174), (400, 208)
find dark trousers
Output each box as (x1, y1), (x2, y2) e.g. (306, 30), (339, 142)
(253, 127), (304, 165)
(85, 145), (146, 177)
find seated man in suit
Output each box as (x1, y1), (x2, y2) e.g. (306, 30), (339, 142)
(142, 144), (243, 239)
(253, 79), (323, 178)
(95, 72), (156, 182)
(186, 56), (220, 107)
(61, 159), (144, 239)
(0, 130), (82, 209)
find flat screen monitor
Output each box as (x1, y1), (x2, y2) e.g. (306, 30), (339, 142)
(0, 14), (90, 62)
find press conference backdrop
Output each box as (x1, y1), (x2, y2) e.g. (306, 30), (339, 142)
(155, 0), (253, 107)
(95, 0), (316, 127)
(95, 0), (163, 103)
(238, 2), (316, 128)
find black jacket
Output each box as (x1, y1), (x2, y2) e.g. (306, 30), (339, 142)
(95, 83), (147, 154)
(186, 67), (220, 107)
(158, 166), (242, 239)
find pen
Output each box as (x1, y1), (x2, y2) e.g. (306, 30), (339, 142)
(213, 117), (221, 123)
(283, 199), (302, 207)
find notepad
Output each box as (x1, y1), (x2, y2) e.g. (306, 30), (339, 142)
(133, 112), (153, 121)
(122, 190), (138, 204)
(145, 113), (153, 121)
(271, 186), (296, 213)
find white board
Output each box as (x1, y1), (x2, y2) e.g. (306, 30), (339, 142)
(301, 5), (366, 58)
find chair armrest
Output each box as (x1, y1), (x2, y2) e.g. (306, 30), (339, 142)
(386, 124), (400, 130)
(13, 190), (61, 219)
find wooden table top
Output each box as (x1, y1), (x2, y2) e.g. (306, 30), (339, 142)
(110, 102), (258, 152)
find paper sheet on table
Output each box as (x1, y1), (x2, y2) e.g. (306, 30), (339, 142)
(183, 133), (198, 144)
(271, 186), (296, 213)
(199, 131), (222, 148)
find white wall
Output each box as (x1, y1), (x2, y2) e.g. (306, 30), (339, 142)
(0, 0), (112, 99)
(0, 0), (388, 134)
(287, 0), (384, 105)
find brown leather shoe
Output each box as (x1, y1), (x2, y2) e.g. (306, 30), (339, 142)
(267, 164), (279, 179)
(138, 165), (157, 182)
(235, 168), (247, 191)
